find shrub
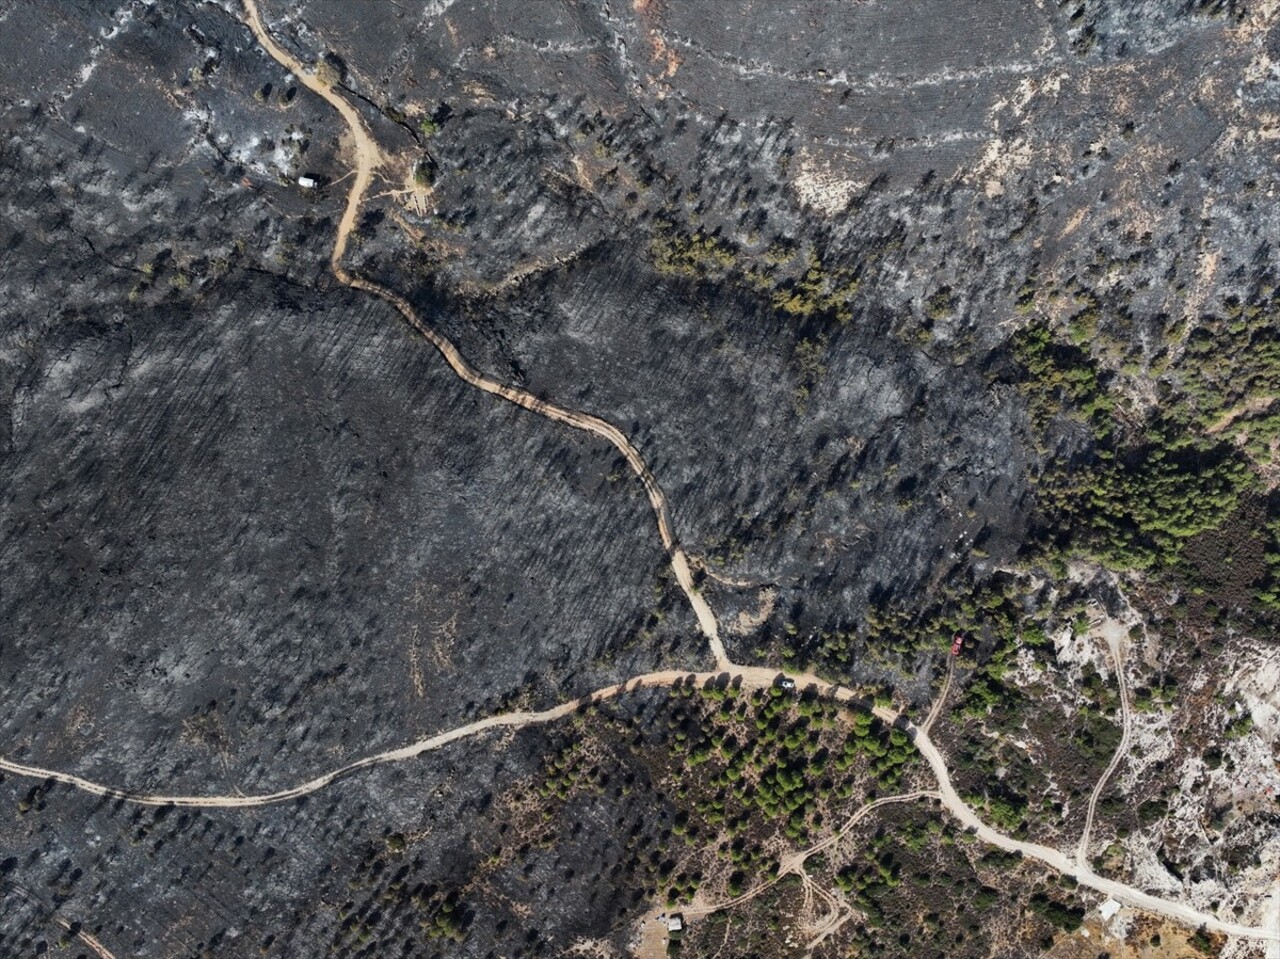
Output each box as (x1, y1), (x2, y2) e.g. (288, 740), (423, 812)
(314, 54), (345, 87)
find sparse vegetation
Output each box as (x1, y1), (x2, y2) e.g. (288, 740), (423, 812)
(314, 53), (345, 87)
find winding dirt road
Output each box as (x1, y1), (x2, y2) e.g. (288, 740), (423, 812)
(681, 793), (940, 924)
(0, 671), (694, 808)
(905, 709), (1274, 941)
(3, 664), (1275, 943)
(704, 663), (1275, 943)
(1076, 620), (1133, 865)
(0, 668), (879, 809)
(0, 4), (1275, 953)
(239, 0), (728, 668)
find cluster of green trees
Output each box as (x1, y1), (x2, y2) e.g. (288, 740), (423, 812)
(689, 686), (848, 843)
(1225, 710), (1255, 740)
(1178, 294), (1280, 451)
(1010, 322), (1115, 438)
(833, 845), (900, 912)
(330, 847), (472, 953)
(959, 611), (1047, 720)
(647, 220), (860, 325)
(962, 787), (1029, 832)
(1263, 514), (1280, 609)
(543, 681), (928, 912)
(797, 570), (1049, 688)
(752, 250), (860, 323)
(419, 895), (469, 944)
(1012, 321), (1253, 572)
(830, 810), (1001, 946)
(649, 222), (737, 278)
(662, 867), (703, 908)
(1028, 892), (1084, 931)
(535, 737), (606, 800)
(843, 712), (916, 789)
(925, 287), (957, 322)
(1137, 798), (1169, 825)
(1038, 422), (1250, 571)
(1131, 676), (1179, 712)
(1067, 666), (1124, 764)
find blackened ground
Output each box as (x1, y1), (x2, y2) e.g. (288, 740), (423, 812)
(0, 265), (704, 796)
(2, 0), (1279, 956)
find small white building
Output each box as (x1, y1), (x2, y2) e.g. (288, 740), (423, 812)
(667, 916), (683, 933)
(297, 175), (318, 189)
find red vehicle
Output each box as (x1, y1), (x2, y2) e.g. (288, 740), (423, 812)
(950, 634), (964, 657)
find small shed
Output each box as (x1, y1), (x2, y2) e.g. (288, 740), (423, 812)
(667, 914), (684, 934)
(297, 175), (319, 189)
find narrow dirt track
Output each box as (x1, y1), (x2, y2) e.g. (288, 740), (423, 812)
(796, 790), (941, 865)
(1076, 624), (1133, 865)
(685, 792), (941, 945)
(907, 714), (1274, 941)
(3, 881), (119, 959)
(686, 793), (936, 921)
(0, 670), (694, 808)
(920, 653), (955, 735)
(0, 4), (1276, 953)
(2, 666), (1277, 943)
(0, 669), (879, 810)
(239, 0), (728, 668)
(239, 0), (377, 275)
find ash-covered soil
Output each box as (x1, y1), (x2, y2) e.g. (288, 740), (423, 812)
(3, 0), (1280, 956)
(1, 265), (703, 794)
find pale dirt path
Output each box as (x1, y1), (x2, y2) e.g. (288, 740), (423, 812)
(682, 792), (936, 958)
(839, 641), (939, 950)
(4, 880), (119, 959)
(802, 881), (847, 952)
(2, 665), (1277, 943)
(1, 3), (1275, 951)
(795, 790), (941, 866)
(683, 659), (1278, 944)
(1076, 621), (1133, 865)
(920, 652), (956, 735)
(1267, 885), (1280, 959)
(908, 713), (1274, 941)
(241, 0), (380, 274)
(239, 0), (727, 668)
(0, 670), (694, 808)
(0, 668), (877, 810)
(0, 665), (876, 811)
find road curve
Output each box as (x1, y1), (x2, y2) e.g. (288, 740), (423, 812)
(0, 669), (868, 809)
(1, 667), (1276, 942)
(1, 3), (1271, 951)
(0, 670), (696, 808)
(791, 790), (941, 866)
(239, 0), (728, 668)
(908, 719), (1273, 941)
(685, 792), (939, 920)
